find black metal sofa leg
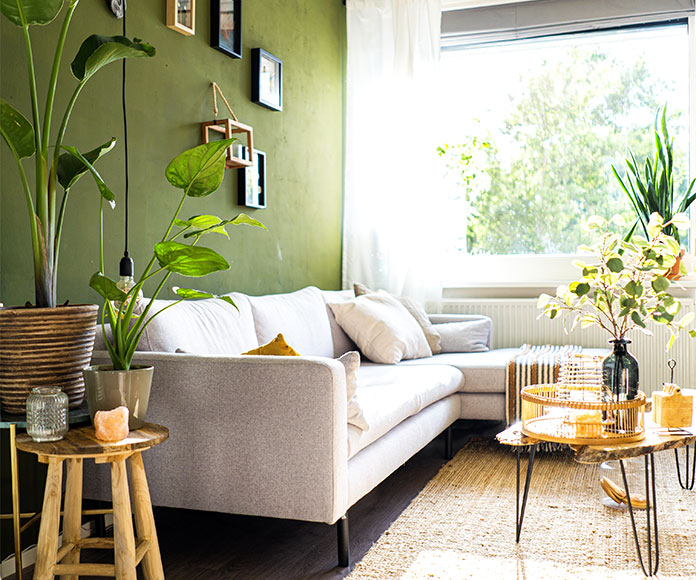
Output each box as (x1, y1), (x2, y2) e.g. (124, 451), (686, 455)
(445, 426), (453, 460)
(337, 514), (350, 567)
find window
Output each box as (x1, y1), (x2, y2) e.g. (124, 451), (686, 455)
(435, 21), (691, 285)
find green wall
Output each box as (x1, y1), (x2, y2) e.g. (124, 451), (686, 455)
(1, 0), (346, 307)
(0, 0), (345, 561)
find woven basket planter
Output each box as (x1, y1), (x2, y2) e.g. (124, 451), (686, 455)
(0, 304), (99, 414)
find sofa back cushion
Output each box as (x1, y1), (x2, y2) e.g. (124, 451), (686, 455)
(132, 292), (258, 354)
(247, 286), (334, 357)
(321, 289), (359, 357)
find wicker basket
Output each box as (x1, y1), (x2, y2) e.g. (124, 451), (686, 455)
(521, 384), (646, 445)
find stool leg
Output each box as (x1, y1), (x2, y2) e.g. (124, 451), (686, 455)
(129, 452), (165, 580)
(61, 458), (83, 580)
(34, 460), (64, 580)
(111, 457), (137, 580)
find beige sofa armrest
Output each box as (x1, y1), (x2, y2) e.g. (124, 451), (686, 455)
(87, 351), (349, 524)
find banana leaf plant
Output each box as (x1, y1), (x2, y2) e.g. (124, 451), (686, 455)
(90, 139), (266, 371)
(0, 0), (155, 307)
(612, 107), (696, 246)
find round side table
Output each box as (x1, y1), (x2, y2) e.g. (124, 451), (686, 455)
(16, 423), (169, 580)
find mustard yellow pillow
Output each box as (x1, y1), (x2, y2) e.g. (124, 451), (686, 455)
(243, 333), (301, 356)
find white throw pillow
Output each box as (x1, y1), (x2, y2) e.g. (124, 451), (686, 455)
(435, 319), (491, 353)
(337, 351), (368, 431)
(329, 294), (432, 364)
(353, 283), (441, 354)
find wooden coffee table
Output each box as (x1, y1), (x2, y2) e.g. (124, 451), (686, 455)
(497, 418), (696, 578)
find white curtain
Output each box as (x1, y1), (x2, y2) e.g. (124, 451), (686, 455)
(343, 0), (444, 305)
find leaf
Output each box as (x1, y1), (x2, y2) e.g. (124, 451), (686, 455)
(670, 212), (690, 231)
(71, 35), (155, 82)
(651, 276), (670, 294)
(165, 139), (235, 197)
(154, 241), (230, 276)
(689, 330), (696, 338)
(183, 212), (267, 238)
(177, 215), (230, 238)
(677, 312), (695, 328)
(631, 311), (646, 328)
(89, 272), (127, 301)
(624, 281), (643, 297)
(0, 98), (35, 159)
(57, 137), (116, 190)
(173, 287), (238, 309)
(569, 281), (590, 297)
(1, 0), (63, 26)
(606, 257), (624, 273)
(60, 145), (115, 207)
(536, 294), (551, 309)
(581, 266), (598, 278)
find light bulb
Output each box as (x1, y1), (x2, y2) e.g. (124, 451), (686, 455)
(114, 254), (143, 312)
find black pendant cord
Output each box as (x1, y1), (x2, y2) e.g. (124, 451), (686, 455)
(122, 15), (129, 259)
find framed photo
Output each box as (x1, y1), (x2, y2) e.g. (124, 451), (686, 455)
(236, 146), (266, 209)
(211, 0), (242, 59)
(166, 0), (195, 36)
(252, 48), (282, 111)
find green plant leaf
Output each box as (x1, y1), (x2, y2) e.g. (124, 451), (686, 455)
(1, 0), (63, 26)
(689, 330), (696, 338)
(651, 276), (670, 294)
(71, 35), (155, 82)
(165, 139), (235, 197)
(172, 286), (238, 309)
(60, 145), (115, 207)
(183, 212), (267, 238)
(670, 212), (690, 231)
(606, 257), (624, 273)
(177, 215), (230, 238)
(631, 311), (646, 328)
(569, 281), (590, 297)
(536, 294), (551, 309)
(624, 281), (643, 297)
(0, 98), (35, 159)
(154, 241), (230, 276)
(57, 137), (116, 190)
(89, 272), (127, 301)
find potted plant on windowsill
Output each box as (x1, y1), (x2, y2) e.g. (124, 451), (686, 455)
(537, 213), (695, 403)
(0, 0), (155, 413)
(83, 139), (266, 428)
(612, 107), (696, 280)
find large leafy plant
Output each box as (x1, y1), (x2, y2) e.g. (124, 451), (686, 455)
(91, 139), (266, 371)
(538, 213), (695, 349)
(0, 0), (155, 307)
(613, 107), (696, 245)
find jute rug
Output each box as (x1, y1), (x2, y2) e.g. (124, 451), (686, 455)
(348, 442), (696, 580)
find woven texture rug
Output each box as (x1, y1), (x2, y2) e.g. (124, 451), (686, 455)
(348, 442), (696, 580)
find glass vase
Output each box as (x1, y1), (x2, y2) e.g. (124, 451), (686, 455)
(602, 339), (639, 401)
(26, 387), (69, 442)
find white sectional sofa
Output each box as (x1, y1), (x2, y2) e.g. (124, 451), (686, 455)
(86, 286), (516, 566)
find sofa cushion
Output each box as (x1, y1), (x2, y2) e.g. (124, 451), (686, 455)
(397, 349), (522, 394)
(247, 286), (334, 357)
(347, 363), (463, 458)
(434, 318), (491, 353)
(328, 293), (432, 364)
(321, 289), (359, 357)
(338, 351), (369, 431)
(133, 292), (258, 355)
(353, 283), (442, 354)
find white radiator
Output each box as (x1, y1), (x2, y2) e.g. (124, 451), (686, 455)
(441, 298), (696, 396)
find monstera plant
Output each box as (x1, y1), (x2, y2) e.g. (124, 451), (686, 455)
(0, 0), (155, 413)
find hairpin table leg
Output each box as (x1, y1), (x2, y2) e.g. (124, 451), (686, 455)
(675, 444), (695, 490)
(620, 454), (659, 577)
(516, 443), (537, 543)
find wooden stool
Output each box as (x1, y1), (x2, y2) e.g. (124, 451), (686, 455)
(16, 423), (169, 579)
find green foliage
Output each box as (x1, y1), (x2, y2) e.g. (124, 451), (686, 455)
(537, 213), (693, 349)
(90, 140), (267, 371)
(0, 2), (155, 307)
(613, 107), (696, 245)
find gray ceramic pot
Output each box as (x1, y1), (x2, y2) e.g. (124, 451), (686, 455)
(83, 365), (154, 429)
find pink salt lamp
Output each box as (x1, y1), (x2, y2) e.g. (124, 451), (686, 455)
(94, 406), (130, 442)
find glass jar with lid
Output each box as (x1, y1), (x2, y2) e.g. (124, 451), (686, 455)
(26, 387), (69, 442)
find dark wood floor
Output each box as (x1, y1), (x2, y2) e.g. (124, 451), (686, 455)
(14, 420), (502, 580)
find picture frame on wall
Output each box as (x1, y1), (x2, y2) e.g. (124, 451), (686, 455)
(211, 0), (242, 59)
(166, 0), (195, 36)
(236, 146), (267, 209)
(251, 48), (282, 111)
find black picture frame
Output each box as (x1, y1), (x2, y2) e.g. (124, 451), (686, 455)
(237, 146), (266, 209)
(211, 0), (242, 59)
(251, 48), (282, 111)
